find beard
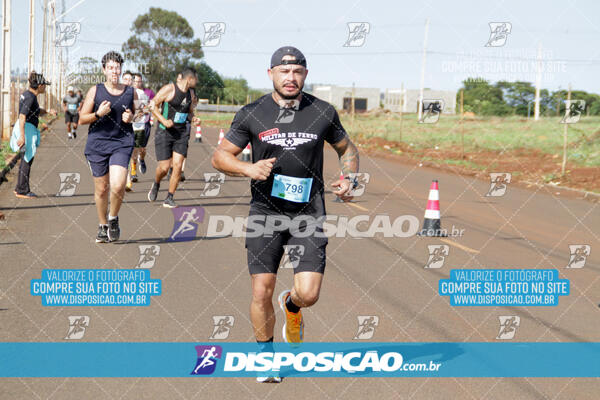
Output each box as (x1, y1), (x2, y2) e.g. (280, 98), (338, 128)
(273, 81), (303, 100)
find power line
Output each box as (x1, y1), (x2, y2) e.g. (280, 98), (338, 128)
(71, 43), (600, 65)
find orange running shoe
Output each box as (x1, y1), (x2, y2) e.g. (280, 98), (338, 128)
(278, 290), (303, 345)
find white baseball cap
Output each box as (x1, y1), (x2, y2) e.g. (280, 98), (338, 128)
(67, 85), (74, 92)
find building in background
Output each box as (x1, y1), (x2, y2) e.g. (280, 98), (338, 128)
(384, 89), (457, 114)
(311, 85), (380, 112)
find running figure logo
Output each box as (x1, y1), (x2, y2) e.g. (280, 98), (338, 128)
(56, 173), (80, 197)
(348, 173), (370, 197)
(65, 316), (89, 340)
(201, 173), (225, 197)
(425, 244), (449, 269)
(419, 100), (444, 124)
(56, 22), (81, 47)
(203, 23), (226, 47)
(354, 316), (379, 340)
(485, 22), (512, 47)
(566, 245), (591, 269)
(560, 100), (586, 124)
(344, 22), (370, 47)
(280, 245), (305, 269)
(496, 316), (520, 340)
(486, 173), (512, 197)
(137, 245), (160, 269)
(191, 345), (222, 375)
(169, 207), (205, 242)
(210, 316), (235, 340)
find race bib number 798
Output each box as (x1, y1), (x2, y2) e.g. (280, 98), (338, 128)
(271, 174), (312, 203)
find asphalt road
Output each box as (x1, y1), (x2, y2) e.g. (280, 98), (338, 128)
(1, 120), (599, 399)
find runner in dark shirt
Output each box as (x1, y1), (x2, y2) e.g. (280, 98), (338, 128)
(78, 51), (137, 243)
(147, 67), (199, 208)
(211, 46), (359, 383)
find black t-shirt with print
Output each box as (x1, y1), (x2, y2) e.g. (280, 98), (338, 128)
(19, 90), (40, 128)
(225, 92), (347, 215)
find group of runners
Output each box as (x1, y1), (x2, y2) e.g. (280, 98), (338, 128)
(15, 46), (360, 383)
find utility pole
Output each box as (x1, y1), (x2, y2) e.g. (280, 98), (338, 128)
(50, 1), (57, 108)
(1, 0), (12, 140)
(460, 89), (465, 159)
(41, 0), (47, 74)
(398, 83), (404, 142)
(28, 0), (35, 75)
(534, 43), (542, 121)
(417, 18), (429, 121)
(41, 0), (48, 107)
(561, 84), (571, 177)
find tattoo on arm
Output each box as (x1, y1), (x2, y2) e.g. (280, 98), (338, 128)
(334, 137), (359, 176)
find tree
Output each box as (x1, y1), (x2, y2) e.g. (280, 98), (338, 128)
(192, 62), (224, 103)
(497, 81), (534, 115)
(122, 7), (203, 90)
(458, 79), (511, 116)
(222, 77), (250, 104)
(552, 90), (600, 116)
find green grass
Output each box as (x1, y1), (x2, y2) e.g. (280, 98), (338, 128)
(0, 141), (13, 170)
(197, 112), (600, 167)
(341, 114), (600, 167)
(197, 112), (237, 124)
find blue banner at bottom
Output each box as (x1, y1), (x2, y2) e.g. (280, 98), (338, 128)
(1, 342), (599, 377)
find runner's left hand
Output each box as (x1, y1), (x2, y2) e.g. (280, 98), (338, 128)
(331, 179), (354, 202)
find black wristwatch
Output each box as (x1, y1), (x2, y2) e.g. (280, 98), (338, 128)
(94, 111), (101, 120)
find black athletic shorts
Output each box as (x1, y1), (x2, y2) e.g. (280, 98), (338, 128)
(245, 202), (328, 275)
(154, 127), (190, 160)
(65, 112), (79, 124)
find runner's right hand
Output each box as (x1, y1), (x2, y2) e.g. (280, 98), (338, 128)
(163, 119), (174, 129)
(246, 157), (276, 181)
(97, 100), (111, 116)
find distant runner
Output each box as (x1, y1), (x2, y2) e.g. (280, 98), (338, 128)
(62, 86), (81, 139)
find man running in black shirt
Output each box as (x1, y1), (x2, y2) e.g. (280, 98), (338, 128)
(147, 68), (198, 208)
(212, 46), (359, 382)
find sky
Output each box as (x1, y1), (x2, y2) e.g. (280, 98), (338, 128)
(3, 0), (600, 93)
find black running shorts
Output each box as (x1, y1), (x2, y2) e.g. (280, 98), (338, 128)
(245, 202), (328, 275)
(65, 112), (79, 124)
(154, 127), (190, 160)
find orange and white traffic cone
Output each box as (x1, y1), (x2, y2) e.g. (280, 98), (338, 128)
(150, 115), (154, 126)
(333, 172), (344, 202)
(195, 125), (202, 142)
(417, 180), (447, 237)
(242, 143), (251, 161)
(218, 128), (225, 145)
